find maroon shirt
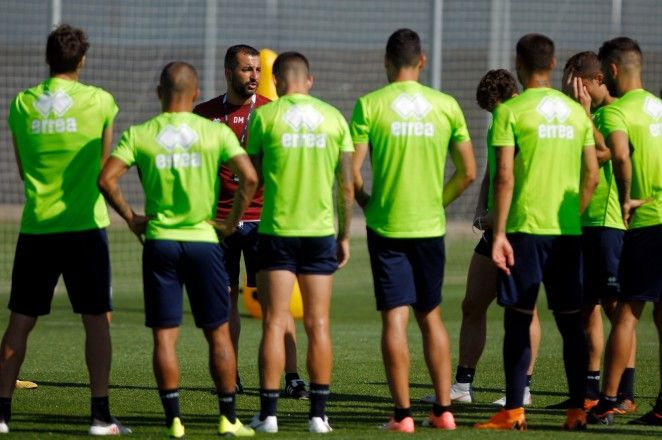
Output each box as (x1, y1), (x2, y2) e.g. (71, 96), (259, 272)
(193, 93), (270, 222)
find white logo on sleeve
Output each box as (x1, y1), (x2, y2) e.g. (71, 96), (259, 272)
(644, 96), (662, 137)
(390, 93), (434, 137)
(536, 96), (575, 139)
(31, 90), (77, 134)
(282, 105), (327, 148)
(155, 124), (201, 169)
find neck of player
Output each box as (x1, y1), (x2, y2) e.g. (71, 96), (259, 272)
(390, 66), (420, 83)
(522, 71), (552, 90)
(163, 95), (194, 113)
(51, 71), (79, 81)
(618, 76), (643, 95)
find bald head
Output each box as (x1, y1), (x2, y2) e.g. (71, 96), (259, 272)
(159, 61), (199, 101)
(272, 52), (311, 96)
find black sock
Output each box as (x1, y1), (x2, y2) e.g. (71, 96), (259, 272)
(393, 406), (412, 422)
(259, 389), (279, 419)
(432, 404), (451, 417)
(617, 368), (635, 401)
(526, 375), (532, 388)
(554, 311), (588, 409)
(0, 398), (11, 423)
(309, 383), (330, 419)
(285, 372), (300, 384)
(218, 392), (236, 423)
(503, 309), (532, 409)
(91, 396), (111, 424)
(159, 388), (180, 426)
(595, 394), (617, 413)
(455, 366), (476, 384)
(654, 392), (662, 413)
(586, 370), (600, 400)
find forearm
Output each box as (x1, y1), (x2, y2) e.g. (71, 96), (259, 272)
(337, 153), (354, 239)
(100, 182), (135, 224)
(225, 179), (258, 229)
(443, 171), (474, 208)
(493, 175), (514, 235)
(593, 127), (611, 164)
(613, 156), (632, 205)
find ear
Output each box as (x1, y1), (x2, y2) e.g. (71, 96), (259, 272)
(419, 53), (427, 70)
(77, 55), (86, 71)
(609, 62), (618, 78)
(306, 74), (314, 89)
(192, 87), (200, 102)
(595, 72), (604, 84)
(550, 56), (557, 70)
(224, 67), (232, 82)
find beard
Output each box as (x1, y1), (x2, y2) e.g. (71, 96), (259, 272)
(232, 79), (257, 100)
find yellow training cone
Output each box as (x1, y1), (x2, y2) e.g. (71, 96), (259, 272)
(256, 48), (278, 101)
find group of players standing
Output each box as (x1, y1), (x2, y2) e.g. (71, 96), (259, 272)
(0, 21), (660, 437)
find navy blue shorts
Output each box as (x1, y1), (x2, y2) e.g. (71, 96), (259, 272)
(257, 234), (337, 274)
(220, 221), (259, 287)
(143, 240), (230, 329)
(581, 227), (623, 304)
(366, 227), (445, 312)
(619, 224), (662, 302)
(497, 234), (582, 312)
(10, 229), (112, 316)
(474, 229), (493, 258)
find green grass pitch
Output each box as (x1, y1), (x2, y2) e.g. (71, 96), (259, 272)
(0, 226), (659, 438)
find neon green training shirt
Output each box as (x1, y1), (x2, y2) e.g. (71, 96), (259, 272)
(601, 89), (662, 229)
(246, 93), (354, 237)
(8, 77), (117, 234)
(351, 80), (471, 238)
(581, 105), (625, 229)
(491, 87), (595, 235)
(112, 112), (245, 242)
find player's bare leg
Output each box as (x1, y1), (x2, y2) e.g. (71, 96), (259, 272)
(204, 323), (236, 393)
(82, 313), (112, 397)
(0, 313), (36, 397)
(258, 270), (296, 390)
(153, 327), (180, 390)
(528, 308), (540, 377)
(458, 253), (497, 369)
(414, 306), (451, 407)
(229, 285), (241, 362)
(585, 305), (604, 373)
(284, 315), (298, 374)
(381, 306), (411, 409)
(297, 274), (333, 385)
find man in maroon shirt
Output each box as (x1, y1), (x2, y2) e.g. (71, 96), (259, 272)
(194, 44), (307, 399)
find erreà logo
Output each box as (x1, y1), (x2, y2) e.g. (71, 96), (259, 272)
(644, 96), (662, 121)
(536, 97), (571, 123)
(284, 105), (323, 131)
(34, 90), (73, 117)
(391, 93), (432, 120)
(156, 124), (198, 151)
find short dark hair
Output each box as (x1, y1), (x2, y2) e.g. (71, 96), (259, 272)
(516, 33), (555, 72)
(476, 69), (518, 111)
(46, 24), (89, 74)
(563, 51), (601, 79)
(272, 51), (310, 79)
(598, 37), (642, 65)
(386, 28), (422, 69)
(224, 44), (260, 70)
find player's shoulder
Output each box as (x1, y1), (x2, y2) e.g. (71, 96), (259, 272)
(74, 81), (115, 103)
(193, 95), (223, 117)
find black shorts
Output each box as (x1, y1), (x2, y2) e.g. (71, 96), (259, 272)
(497, 234), (582, 312)
(257, 234), (337, 275)
(619, 224), (662, 302)
(220, 221), (259, 287)
(143, 240), (230, 329)
(581, 227), (623, 305)
(367, 227), (445, 312)
(10, 229), (112, 316)
(474, 229), (493, 258)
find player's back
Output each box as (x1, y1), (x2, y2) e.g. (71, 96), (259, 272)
(247, 93), (353, 237)
(601, 89), (662, 229)
(582, 105), (624, 229)
(8, 78), (117, 234)
(351, 80), (471, 238)
(491, 87), (594, 235)
(112, 112), (244, 242)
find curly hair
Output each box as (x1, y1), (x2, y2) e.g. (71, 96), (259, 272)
(46, 24), (89, 74)
(476, 69), (518, 112)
